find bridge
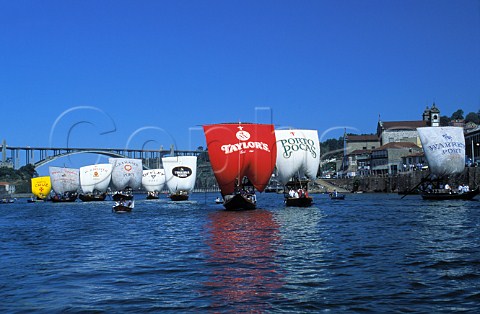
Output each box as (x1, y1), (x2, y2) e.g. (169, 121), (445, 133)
(0, 140), (204, 169)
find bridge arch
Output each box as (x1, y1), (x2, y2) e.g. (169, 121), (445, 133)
(33, 150), (153, 169)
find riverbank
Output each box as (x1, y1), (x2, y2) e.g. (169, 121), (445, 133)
(322, 167), (480, 193)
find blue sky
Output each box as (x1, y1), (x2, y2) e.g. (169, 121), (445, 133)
(1, 0), (479, 171)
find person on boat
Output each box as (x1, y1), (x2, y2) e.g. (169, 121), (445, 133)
(426, 183), (433, 193)
(303, 188), (309, 198)
(288, 189), (296, 198)
(443, 183), (452, 193)
(458, 184), (464, 194)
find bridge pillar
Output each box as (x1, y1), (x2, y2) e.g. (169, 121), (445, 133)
(1, 139), (5, 162)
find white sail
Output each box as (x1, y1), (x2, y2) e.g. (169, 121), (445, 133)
(417, 126), (465, 177)
(109, 158), (143, 190)
(275, 129), (320, 185)
(142, 169), (166, 192)
(79, 164), (113, 193)
(162, 156), (197, 193)
(49, 166), (80, 194)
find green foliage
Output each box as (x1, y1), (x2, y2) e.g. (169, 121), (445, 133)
(0, 164), (37, 193)
(465, 112), (480, 124)
(320, 137), (344, 157)
(451, 109), (464, 120)
(440, 115), (451, 126)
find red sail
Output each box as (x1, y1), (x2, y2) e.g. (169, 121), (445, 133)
(203, 123), (277, 195)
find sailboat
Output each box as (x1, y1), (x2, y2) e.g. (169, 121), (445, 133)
(162, 156), (197, 201)
(203, 122), (277, 210)
(275, 129), (320, 207)
(109, 158), (143, 212)
(142, 169), (166, 199)
(48, 167), (80, 202)
(417, 126), (479, 200)
(79, 164), (112, 202)
(30, 176), (52, 201)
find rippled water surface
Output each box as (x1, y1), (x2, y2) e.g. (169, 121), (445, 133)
(1, 193), (480, 312)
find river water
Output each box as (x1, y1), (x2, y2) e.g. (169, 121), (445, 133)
(1, 193), (480, 313)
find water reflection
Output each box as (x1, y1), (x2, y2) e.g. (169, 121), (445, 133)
(203, 209), (283, 312)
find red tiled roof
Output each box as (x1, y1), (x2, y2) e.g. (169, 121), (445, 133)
(347, 134), (379, 142)
(348, 149), (372, 155)
(381, 121), (427, 130)
(374, 142), (420, 150)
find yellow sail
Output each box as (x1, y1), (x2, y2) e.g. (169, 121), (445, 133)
(31, 176), (52, 200)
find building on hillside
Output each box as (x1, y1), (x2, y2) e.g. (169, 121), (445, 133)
(377, 120), (427, 146)
(0, 181), (15, 196)
(338, 104), (441, 176)
(376, 103), (440, 146)
(401, 152), (427, 172)
(465, 126), (480, 164)
(345, 134), (380, 154)
(347, 149), (372, 177)
(370, 142), (423, 176)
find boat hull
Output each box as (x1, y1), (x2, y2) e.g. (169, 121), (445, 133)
(112, 192), (133, 201)
(223, 193), (256, 210)
(285, 196), (313, 207)
(169, 193), (189, 201)
(79, 193), (107, 202)
(330, 194), (345, 200)
(50, 193), (78, 203)
(112, 205), (133, 213)
(421, 187), (479, 200)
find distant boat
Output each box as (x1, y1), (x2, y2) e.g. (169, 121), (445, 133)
(162, 156), (197, 201)
(1, 197), (16, 204)
(275, 129), (320, 207)
(203, 122), (277, 210)
(109, 158), (142, 212)
(49, 167), (80, 202)
(30, 176), (52, 201)
(417, 126), (479, 200)
(329, 191), (346, 200)
(142, 169), (166, 199)
(79, 164), (112, 202)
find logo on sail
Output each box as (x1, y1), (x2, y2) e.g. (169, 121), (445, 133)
(172, 166), (192, 178)
(279, 137), (317, 158)
(427, 132), (465, 155)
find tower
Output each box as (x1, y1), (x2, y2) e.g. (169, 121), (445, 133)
(422, 103), (440, 127)
(429, 103), (440, 127)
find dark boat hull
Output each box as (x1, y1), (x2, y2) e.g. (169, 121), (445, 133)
(112, 205), (133, 213)
(169, 193), (189, 201)
(285, 196), (313, 207)
(223, 193), (256, 210)
(421, 187), (479, 200)
(79, 193), (107, 202)
(112, 193), (133, 201)
(50, 193), (78, 203)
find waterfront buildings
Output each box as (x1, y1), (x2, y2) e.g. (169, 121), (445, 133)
(339, 104), (445, 177)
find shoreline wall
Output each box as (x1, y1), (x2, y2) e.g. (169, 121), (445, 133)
(324, 167), (480, 193)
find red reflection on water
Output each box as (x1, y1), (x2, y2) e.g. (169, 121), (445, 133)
(203, 209), (284, 311)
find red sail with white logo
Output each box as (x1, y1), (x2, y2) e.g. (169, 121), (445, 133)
(203, 123), (277, 195)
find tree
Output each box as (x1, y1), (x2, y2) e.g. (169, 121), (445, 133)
(451, 109), (464, 120)
(465, 112), (480, 125)
(440, 115), (451, 126)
